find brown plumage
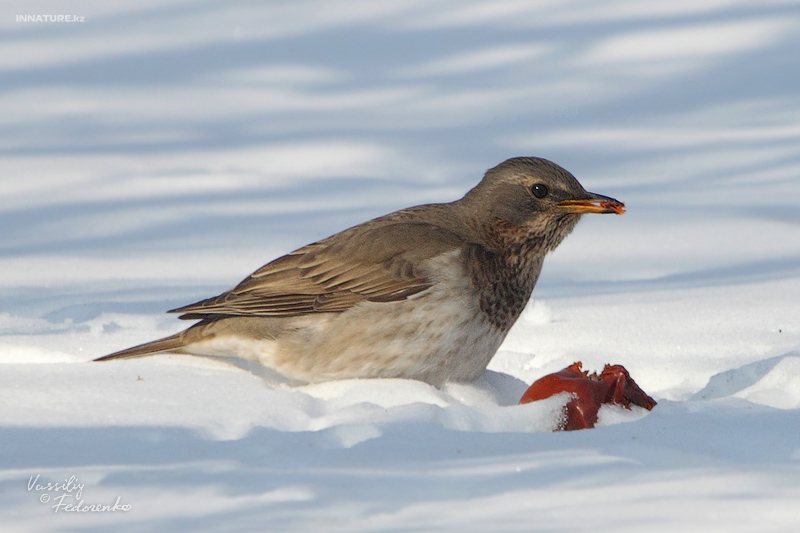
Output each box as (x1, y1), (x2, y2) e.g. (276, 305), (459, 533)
(96, 157), (624, 386)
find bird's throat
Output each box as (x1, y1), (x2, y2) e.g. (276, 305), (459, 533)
(467, 244), (544, 331)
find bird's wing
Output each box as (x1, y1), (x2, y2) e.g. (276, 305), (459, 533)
(169, 220), (467, 319)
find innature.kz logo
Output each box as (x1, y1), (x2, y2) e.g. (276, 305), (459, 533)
(17, 15), (85, 23)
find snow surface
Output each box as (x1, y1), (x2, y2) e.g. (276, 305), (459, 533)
(2, 1), (800, 531)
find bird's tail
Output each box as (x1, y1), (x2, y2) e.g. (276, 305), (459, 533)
(94, 333), (186, 362)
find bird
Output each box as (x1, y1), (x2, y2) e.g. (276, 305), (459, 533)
(95, 157), (625, 386)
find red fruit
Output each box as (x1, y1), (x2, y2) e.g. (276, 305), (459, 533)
(519, 362), (656, 431)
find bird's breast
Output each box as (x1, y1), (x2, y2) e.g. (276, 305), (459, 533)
(465, 242), (544, 331)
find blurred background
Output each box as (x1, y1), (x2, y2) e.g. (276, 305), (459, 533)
(2, 0), (799, 326)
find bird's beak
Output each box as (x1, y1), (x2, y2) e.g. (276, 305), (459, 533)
(558, 192), (625, 215)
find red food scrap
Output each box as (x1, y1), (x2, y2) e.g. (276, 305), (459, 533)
(520, 362), (656, 431)
(602, 200), (626, 215)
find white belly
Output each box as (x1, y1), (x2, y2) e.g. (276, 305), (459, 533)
(182, 249), (509, 386)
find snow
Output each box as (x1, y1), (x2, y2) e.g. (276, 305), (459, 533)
(2, 0), (800, 531)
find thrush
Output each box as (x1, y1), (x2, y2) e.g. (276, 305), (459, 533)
(96, 157), (625, 386)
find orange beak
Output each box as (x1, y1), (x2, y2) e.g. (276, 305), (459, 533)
(558, 193), (625, 215)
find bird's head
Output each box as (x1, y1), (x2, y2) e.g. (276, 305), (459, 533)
(461, 157), (625, 250)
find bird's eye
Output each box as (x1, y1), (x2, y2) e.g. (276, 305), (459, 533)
(530, 183), (549, 199)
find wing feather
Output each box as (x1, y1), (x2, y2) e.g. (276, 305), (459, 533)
(169, 216), (467, 319)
